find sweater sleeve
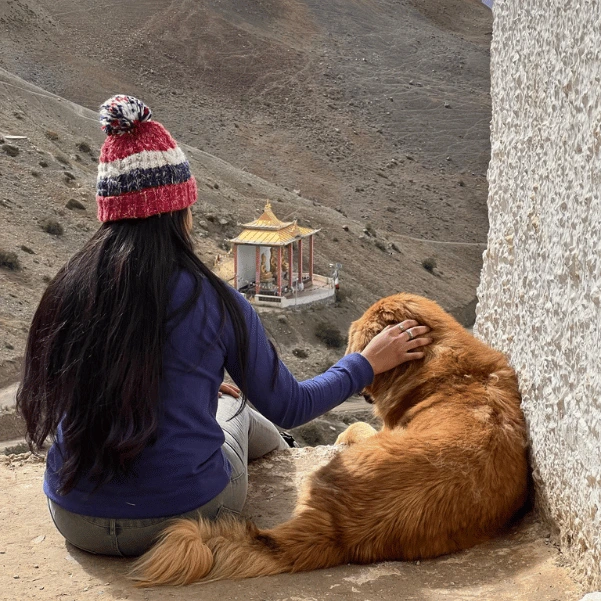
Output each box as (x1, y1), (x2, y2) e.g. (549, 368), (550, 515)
(223, 292), (374, 429)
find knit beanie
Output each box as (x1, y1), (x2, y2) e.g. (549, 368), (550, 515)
(96, 95), (197, 222)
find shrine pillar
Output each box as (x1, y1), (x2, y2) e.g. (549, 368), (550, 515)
(309, 236), (314, 283)
(255, 246), (261, 295)
(277, 246), (282, 296)
(298, 239), (303, 285)
(233, 244), (238, 290)
(288, 244), (294, 291)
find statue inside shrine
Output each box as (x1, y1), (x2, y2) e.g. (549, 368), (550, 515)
(260, 253), (273, 282)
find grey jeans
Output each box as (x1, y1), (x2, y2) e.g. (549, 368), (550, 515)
(48, 395), (289, 557)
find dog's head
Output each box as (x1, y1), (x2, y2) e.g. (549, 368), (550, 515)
(346, 293), (467, 427)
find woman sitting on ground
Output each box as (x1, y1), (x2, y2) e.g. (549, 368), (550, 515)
(17, 96), (431, 557)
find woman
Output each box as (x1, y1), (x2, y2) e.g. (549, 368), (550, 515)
(17, 96), (431, 557)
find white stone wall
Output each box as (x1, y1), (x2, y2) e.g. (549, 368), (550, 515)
(474, 0), (601, 588)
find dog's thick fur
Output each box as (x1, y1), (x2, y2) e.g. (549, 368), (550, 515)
(131, 293), (529, 586)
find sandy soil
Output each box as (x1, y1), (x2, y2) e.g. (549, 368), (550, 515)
(0, 447), (583, 601)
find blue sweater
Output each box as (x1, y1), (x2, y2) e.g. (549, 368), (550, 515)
(44, 271), (374, 519)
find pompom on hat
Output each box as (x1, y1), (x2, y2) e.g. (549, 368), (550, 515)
(96, 95), (197, 222)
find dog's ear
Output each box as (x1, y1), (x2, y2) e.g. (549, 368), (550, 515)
(346, 318), (383, 355)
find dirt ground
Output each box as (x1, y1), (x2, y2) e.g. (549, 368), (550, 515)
(0, 447), (583, 601)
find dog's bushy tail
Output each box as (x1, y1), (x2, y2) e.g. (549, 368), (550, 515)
(130, 511), (343, 586)
(130, 518), (215, 586)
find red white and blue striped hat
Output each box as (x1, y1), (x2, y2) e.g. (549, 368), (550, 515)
(96, 95), (197, 222)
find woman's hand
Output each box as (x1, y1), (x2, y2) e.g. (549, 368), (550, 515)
(219, 383), (241, 398)
(360, 320), (432, 376)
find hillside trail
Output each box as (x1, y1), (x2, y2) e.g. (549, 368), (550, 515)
(0, 449), (583, 601)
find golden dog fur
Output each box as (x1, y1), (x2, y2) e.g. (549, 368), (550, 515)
(131, 293), (529, 586)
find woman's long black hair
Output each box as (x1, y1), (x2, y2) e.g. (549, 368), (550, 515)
(16, 208), (249, 494)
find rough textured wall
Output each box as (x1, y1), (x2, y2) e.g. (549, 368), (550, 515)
(474, 0), (601, 588)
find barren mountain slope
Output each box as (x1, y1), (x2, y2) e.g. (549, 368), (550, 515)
(0, 0), (492, 241)
(0, 0), (491, 384)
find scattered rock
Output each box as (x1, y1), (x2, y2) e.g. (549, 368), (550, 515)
(65, 198), (85, 210)
(40, 218), (64, 236)
(444, 101), (451, 108)
(63, 171), (76, 182)
(290, 417), (347, 446)
(2, 144), (19, 157)
(30, 170), (40, 177)
(342, 225), (349, 231)
(45, 130), (59, 140)
(5, 342), (14, 350)
(277, 315), (288, 325)
(292, 348), (309, 358)
(39, 160), (49, 168)
(54, 153), (70, 166)
(20, 245), (35, 254)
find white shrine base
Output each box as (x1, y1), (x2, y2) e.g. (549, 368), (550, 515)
(250, 274), (335, 308)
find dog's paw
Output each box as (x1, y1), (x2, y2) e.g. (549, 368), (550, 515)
(335, 422), (378, 446)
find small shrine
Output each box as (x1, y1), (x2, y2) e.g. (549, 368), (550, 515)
(228, 201), (336, 307)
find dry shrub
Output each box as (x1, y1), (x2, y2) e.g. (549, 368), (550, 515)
(40, 218), (64, 236)
(422, 257), (437, 273)
(314, 322), (344, 349)
(0, 250), (21, 270)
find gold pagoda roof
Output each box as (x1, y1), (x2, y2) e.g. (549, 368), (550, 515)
(241, 201), (292, 230)
(229, 201), (319, 246)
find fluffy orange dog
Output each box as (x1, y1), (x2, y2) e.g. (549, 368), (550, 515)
(132, 293), (529, 586)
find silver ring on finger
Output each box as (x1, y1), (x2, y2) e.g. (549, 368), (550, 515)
(397, 323), (406, 333)
(406, 328), (415, 340)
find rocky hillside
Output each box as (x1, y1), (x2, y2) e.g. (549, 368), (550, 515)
(0, 0), (492, 386)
